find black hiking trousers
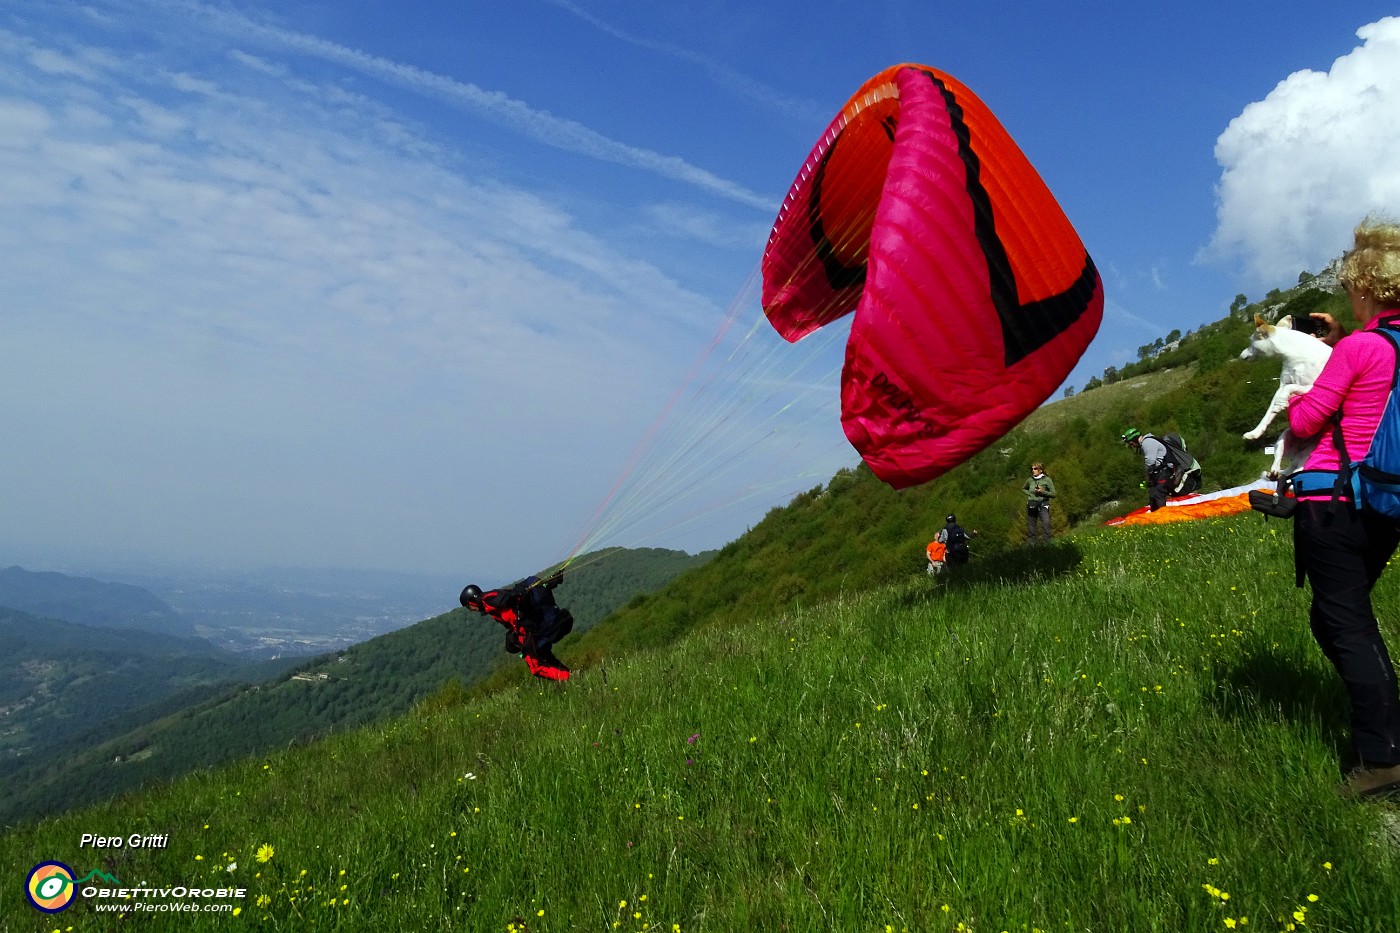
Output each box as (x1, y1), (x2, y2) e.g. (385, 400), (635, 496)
(1294, 499), (1400, 768)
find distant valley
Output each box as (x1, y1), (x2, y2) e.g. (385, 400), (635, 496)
(118, 565), (467, 657)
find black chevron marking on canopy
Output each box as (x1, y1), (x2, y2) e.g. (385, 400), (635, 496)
(918, 69), (1097, 367)
(807, 125), (868, 295)
(804, 69), (1096, 364)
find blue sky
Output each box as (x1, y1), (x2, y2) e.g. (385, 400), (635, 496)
(2, 1), (1399, 582)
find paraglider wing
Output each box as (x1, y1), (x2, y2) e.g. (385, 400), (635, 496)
(1106, 482), (1276, 527)
(761, 64), (1102, 488)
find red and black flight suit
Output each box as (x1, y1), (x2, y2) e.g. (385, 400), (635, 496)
(476, 575), (572, 681)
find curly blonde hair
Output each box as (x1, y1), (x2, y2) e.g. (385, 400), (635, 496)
(1338, 218), (1400, 306)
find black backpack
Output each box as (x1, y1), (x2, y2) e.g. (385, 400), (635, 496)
(945, 525), (970, 563)
(1156, 432), (1199, 490)
(522, 579), (573, 645)
(1159, 432), (1188, 462)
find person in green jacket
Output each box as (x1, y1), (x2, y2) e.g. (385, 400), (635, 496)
(1022, 462), (1056, 545)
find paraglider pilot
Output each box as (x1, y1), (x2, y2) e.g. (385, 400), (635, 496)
(934, 514), (976, 566)
(460, 573), (573, 681)
(1121, 428), (1200, 511)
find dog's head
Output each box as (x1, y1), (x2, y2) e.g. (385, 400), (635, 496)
(1239, 313), (1280, 361)
(1240, 313), (1331, 364)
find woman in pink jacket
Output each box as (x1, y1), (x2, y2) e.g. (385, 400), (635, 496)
(1287, 218), (1400, 800)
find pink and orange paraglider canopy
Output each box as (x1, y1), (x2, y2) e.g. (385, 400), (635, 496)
(762, 64), (1103, 488)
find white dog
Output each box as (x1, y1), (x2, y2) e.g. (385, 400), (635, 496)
(1239, 314), (1332, 477)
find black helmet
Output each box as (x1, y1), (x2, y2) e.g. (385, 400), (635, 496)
(459, 584), (484, 611)
(946, 514), (957, 524)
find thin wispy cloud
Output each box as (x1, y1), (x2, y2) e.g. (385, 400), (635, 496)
(540, 0), (829, 126)
(151, 0), (778, 211)
(1104, 298), (1165, 337)
(0, 11), (741, 573)
(642, 202), (771, 252)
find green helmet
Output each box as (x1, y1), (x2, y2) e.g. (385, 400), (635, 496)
(1121, 427), (1143, 444)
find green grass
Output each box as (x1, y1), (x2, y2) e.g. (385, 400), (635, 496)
(4, 513), (1399, 932)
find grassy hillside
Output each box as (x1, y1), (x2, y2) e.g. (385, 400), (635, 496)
(0, 547), (710, 828)
(4, 513), (1397, 931)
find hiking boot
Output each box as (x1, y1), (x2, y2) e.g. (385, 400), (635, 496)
(1339, 763), (1400, 800)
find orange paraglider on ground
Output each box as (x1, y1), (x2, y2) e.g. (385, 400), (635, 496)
(1105, 482), (1278, 527)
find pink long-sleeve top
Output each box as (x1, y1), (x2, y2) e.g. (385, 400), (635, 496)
(1287, 311), (1400, 487)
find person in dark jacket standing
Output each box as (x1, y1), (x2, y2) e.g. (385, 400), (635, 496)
(934, 514), (976, 566)
(1022, 462), (1056, 545)
(460, 573), (573, 681)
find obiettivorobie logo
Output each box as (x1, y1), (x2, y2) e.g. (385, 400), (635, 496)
(24, 859), (248, 915)
(25, 862), (122, 913)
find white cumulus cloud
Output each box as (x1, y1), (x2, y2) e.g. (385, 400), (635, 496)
(1207, 17), (1400, 283)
